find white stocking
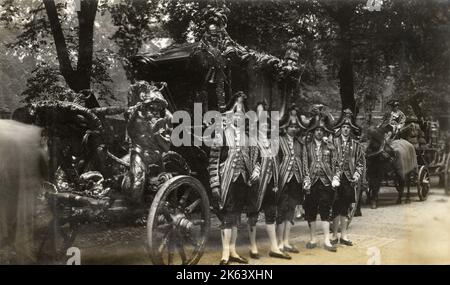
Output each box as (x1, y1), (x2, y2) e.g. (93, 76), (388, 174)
(230, 226), (239, 257)
(266, 224), (282, 253)
(340, 216), (349, 241)
(322, 221), (332, 246)
(248, 225), (258, 254)
(309, 221), (317, 244)
(221, 229), (231, 260)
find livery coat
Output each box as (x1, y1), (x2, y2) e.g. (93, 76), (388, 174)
(253, 139), (279, 211)
(333, 136), (365, 181)
(208, 126), (261, 209)
(304, 139), (341, 186)
(278, 135), (306, 193)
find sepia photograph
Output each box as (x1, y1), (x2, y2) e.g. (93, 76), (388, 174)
(0, 0), (449, 269)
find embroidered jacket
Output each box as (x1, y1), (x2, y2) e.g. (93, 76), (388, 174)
(333, 136), (365, 181)
(278, 134), (307, 191)
(304, 139), (341, 186)
(254, 138), (279, 210)
(208, 126), (260, 209)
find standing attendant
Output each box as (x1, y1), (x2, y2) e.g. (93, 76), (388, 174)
(331, 109), (365, 246)
(303, 114), (341, 252)
(208, 91), (260, 265)
(276, 111), (307, 254)
(247, 102), (291, 260)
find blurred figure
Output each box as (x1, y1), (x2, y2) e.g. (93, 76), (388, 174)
(0, 120), (48, 264)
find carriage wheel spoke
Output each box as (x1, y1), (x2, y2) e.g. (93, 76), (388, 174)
(179, 188), (192, 207)
(158, 231), (171, 253)
(185, 234), (200, 247)
(170, 188), (179, 208)
(185, 199), (201, 214)
(158, 205), (173, 222)
(191, 219), (205, 226)
(155, 223), (172, 233)
(176, 234), (188, 265)
(167, 233), (175, 265)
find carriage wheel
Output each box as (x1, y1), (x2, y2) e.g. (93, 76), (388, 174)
(417, 166), (430, 201)
(347, 183), (362, 228)
(147, 175), (210, 265)
(445, 154), (450, 196)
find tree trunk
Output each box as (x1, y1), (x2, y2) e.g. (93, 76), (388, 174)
(337, 15), (356, 114)
(76, 0), (99, 108)
(43, 0), (75, 86)
(43, 0), (99, 108)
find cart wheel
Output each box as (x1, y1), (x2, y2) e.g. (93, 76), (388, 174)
(445, 154), (450, 196)
(147, 175), (210, 265)
(347, 182), (362, 228)
(417, 166), (430, 201)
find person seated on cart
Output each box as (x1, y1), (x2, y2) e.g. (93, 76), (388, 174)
(122, 81), (172, 204)
(331, 109), (365, 247)
(379, 99), (406, 141)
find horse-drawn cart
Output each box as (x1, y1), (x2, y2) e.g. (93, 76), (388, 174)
(365, 116), (450, 208)
(416, 141), (450, 196)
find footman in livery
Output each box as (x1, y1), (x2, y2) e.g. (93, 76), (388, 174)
(208, 91), (260, 265)
(331, 109), (365, 246)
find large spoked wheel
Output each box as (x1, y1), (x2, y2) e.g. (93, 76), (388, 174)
(417, 166), (430, 201)
(444, 154), (450, 196)
(347, 182), (362, 228)
(147, 175), (210, 265)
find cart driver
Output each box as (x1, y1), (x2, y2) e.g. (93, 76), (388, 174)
(379, 100), (406, 141)
(122, 81), (172, 204)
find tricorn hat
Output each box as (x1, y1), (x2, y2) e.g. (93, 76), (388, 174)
(334, 109), (361, 134)
(387, 99), (400, 107)
(307, 112), (334, 133)
(280, 103), (308, 130)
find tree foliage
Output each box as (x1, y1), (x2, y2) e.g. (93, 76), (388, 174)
(1, 0), (448, 119)
(0, 0), (111, 106)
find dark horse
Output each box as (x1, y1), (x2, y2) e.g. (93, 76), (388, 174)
(365, 127), (418, 208)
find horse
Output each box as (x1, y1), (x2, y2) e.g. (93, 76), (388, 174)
(365, 126), (418, 208)
(0, 119), (48, 264)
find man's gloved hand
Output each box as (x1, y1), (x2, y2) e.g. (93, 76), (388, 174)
(249, 170), (260, 185)
(303, 178), (311, 195)
(352, 173), (360, 183)
(211, 187), (221, 210)
(331, 176), (340, 188)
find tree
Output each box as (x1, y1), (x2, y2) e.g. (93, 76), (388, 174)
(106, 0), (164, 80)
(0, 0), (115, 107)
(320, 1), (358, 113)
